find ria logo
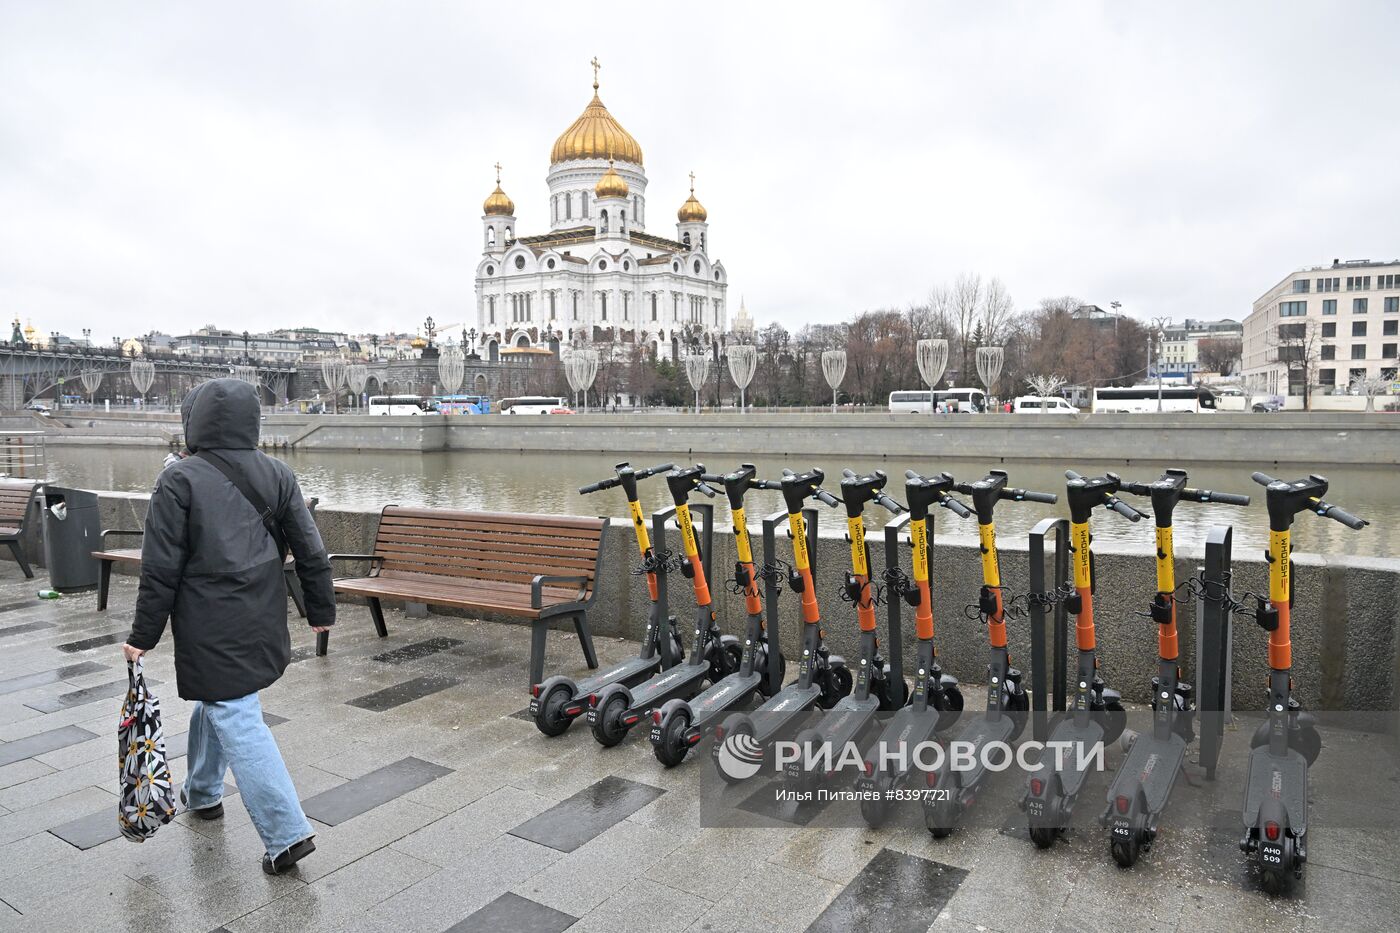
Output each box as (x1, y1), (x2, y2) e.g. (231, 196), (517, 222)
(715, 731), (765, 780)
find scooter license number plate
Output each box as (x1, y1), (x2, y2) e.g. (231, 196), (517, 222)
(1260, 841), (1284, 866)
(586, 707), (600, 724)
(1026, 799), (1045, 819)
(1111, 821), (1132, 839)
(528, 698), (541, 716)
(648, 725), (664, 744)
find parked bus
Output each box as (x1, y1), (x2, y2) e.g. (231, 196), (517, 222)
(366, 395), (439, 416)
(887, 388), (988, 414)
(499, 396), (566, 415)
(1091, 385), (1218, 414)
(435, 394), (491, 415)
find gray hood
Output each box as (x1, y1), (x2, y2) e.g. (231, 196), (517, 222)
(182, 378), (259, 451)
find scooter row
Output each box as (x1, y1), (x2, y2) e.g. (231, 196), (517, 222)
(525, 462), (1367, 895)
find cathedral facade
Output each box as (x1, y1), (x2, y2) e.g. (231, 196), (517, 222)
(473, 64), (728, 363)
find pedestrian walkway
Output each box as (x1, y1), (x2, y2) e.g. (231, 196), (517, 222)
(0, 568), (1392, 932)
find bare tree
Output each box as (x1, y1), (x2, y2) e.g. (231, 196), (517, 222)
(1026, 374), (1067, 413)
(979, 277), (1016, 346)
(1197, 337), (1242, 376)
(1349, 372), (1392, 412)
(951, 274), (983, 385)
(1269, 318), (1323, 410)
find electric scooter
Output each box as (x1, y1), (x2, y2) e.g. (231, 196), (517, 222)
(1021, 470), (1139, 847)
(712, 468), (851, 783)
(1240, 472), (1366, 894)
(1098, 469), (1251, 866)
(589, 464), (741, 747)
(923, 470), (1058, 837)
(785, 469), (909, 794)
(530, 462), (682, 736)
(650, 464), (786, 767)
(855, 469), (970, 828)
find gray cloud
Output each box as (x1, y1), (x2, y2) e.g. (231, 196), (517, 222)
(2, 1), (1396, 341)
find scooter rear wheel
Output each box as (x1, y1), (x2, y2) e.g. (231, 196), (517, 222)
(710, 642), (743, 686)
(1098, 699), (1127, 746)
(1005, 690), (1030, 742)
(591, 694), (629, 748)
(935, 684), (965, 732)
(1259, 866), (1291, 896)
(1111, 834), (1141, 868)
(1029, 825), (1058, 849)
(818, 665), (854, 709)
(860, 786), (891, 828)
(758, 652), (787, 698)
(653, 711), (691, 768)
(534, 685), (573, 737)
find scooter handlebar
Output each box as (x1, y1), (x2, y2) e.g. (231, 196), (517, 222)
(1251, 471), (1276, 487)
(873, 491), (905, 514)
(814, 489), (841, 508)
(694, 482), (719, 499)
(1317, 501), (1368, 530)
(1008, 489), (1058, 505)
(578, 478), (616, 495)
(842, 469), (857, 479)
(638, 462), (675, 479)
(1190, 489), (1251, 507)
(700, 473), (725, 484)
(939, 494), (973, 519)
(1107, 496), (1146, 521)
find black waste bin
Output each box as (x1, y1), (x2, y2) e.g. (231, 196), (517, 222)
(42, 486), (101, 591)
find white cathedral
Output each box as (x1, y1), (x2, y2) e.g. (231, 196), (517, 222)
(473, 63), (731, 363)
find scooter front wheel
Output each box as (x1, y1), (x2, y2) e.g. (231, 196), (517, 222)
(653, 711), (691, 768)
(591, 694), (630, 748)
(1097, 699), (1127, 746)
(860, 782), (891, 828)
(534, 685), (574, 737)
(817, 665), (854, 709)
(935, 684), (965, 732)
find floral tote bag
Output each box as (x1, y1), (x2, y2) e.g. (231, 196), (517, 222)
(118, 659), (176, 842)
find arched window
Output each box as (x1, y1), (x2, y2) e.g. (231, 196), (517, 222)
(572, 293), (579, 320)
(505, 226), (512, 240)
(622, 293), (630, 321)
(600, 210), (609, 233)
(601, 293), (608, 320)
(549, 292), (557, 319)
(700, 233), (706, 251)
(682, 232), (691, 249)
(582, 191), (589, 217)
(650, 293), (658, 321)
(488, 296), (496, 323)
(620, 209), (626, 231)
(565, 193), (571, 220)
(487, 226), (496, 247)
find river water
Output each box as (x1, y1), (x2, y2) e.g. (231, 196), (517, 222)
(44, 446), (1397, 560)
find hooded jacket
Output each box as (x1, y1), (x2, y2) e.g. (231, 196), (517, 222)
(127, 379), (335, 701)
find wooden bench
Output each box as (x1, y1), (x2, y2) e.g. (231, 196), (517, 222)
(0, 480), (41, 579)
(92, 498), (319, 616)
(328, 507), (608, 686)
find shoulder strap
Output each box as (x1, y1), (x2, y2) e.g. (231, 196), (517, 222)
(194, 451), (289, 561)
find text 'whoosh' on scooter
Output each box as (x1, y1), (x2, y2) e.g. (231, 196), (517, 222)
(1098, 469), (1251, 866)
(589, 464), (741, 747)
(1240, 472), (1366, 894)
(1020, 470), (1140, 847)
(855, 469), (971, 828)
(530, 461), (680, 736)
(711, 468), (851, 784)
(649, 464), (787, 767)
(923, 470), (1058, 838)
(784, 469), (909, 795)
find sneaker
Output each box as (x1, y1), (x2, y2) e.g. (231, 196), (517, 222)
(179, 786), (223, 821)
(262, 837), (316, 876)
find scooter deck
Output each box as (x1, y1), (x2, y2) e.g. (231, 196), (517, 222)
(952, 713), (1017, 789)
(1045, 715), (1105, 798)
(751, 683), (823, 744)
(573, 655), (662, 696)
(687, 670), (764, 731)
(1242, 745), (1309, 834)
(865, 705), (943, 776)
(624, 663), (710, 712)
(1107, 732), (1185, 814)
(814, 694), (881, 750)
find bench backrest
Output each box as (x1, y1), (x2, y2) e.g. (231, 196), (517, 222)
(371, 507), (607, 594)
(0, 482), (39, 525)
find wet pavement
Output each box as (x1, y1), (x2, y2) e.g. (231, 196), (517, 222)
(0, 567), (1395, 932)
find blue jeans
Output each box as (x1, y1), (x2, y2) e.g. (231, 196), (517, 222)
(184, 693), (313, 858)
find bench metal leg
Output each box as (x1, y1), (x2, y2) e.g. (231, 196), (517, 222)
(316, 629), (329, 656)
(6, 540), (33, 580)
(97, 560), (113, 611)
(530, 620), (549, 688)
(367, 597), (389, 638)
(284, 567), (307, 618)
(574, 613), (599, 670)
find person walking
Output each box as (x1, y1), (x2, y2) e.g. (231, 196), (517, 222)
(122, 378), (335, 875)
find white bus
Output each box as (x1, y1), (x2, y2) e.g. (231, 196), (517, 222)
(888, 388), (988, 414)
(367, 395), (439, 416)
(1091, 385), (1218, 414)
(1013, 395), (1077, 414)
(500, 396), (566, 415)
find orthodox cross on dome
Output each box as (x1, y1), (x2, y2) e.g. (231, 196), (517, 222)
(591, 56), (601, 90)
(688, 170), (695, 192)
(493, 161), (502, 183)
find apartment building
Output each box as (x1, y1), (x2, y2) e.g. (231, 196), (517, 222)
(1242, 259), (1400, 395)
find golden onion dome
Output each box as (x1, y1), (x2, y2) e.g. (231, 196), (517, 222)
(410, 336), (428, 349)
(550, 67), (643, 165)
(677, 174), (707, 223)
(594, 160), (629, 199)
(482, 163), (514, 216)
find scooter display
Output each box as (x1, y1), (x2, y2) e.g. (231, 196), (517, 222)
(785, 469), (908, 793)
(650, 464), (786, 767)
(712, 468), (851, 783)
(924, 470), (1058, 837)
(855, 469), (970, 828)
(530, 462), (683, 736)
(1099, 470), (1251, 866)
(589, 464), (740, 747)
(1240, 472), (1367, 894)
(1022, 470), (1140, 847)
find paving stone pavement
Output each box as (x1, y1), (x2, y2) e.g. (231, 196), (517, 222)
(0, 567), (1395, 933)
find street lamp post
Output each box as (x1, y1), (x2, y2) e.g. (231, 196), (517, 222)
(242, 330), (251, 364)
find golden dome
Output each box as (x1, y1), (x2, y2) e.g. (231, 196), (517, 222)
(482, 163), (514, 216)
(594, 160), (629, 199)
(550, 66), (643, 165)
(677, 173), (707, 223)
(410, 336), (428, 349)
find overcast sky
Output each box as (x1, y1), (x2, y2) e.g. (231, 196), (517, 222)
(3, 1), (1397, 343)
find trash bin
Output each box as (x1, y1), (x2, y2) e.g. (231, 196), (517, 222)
(42, 486), (101, 591)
